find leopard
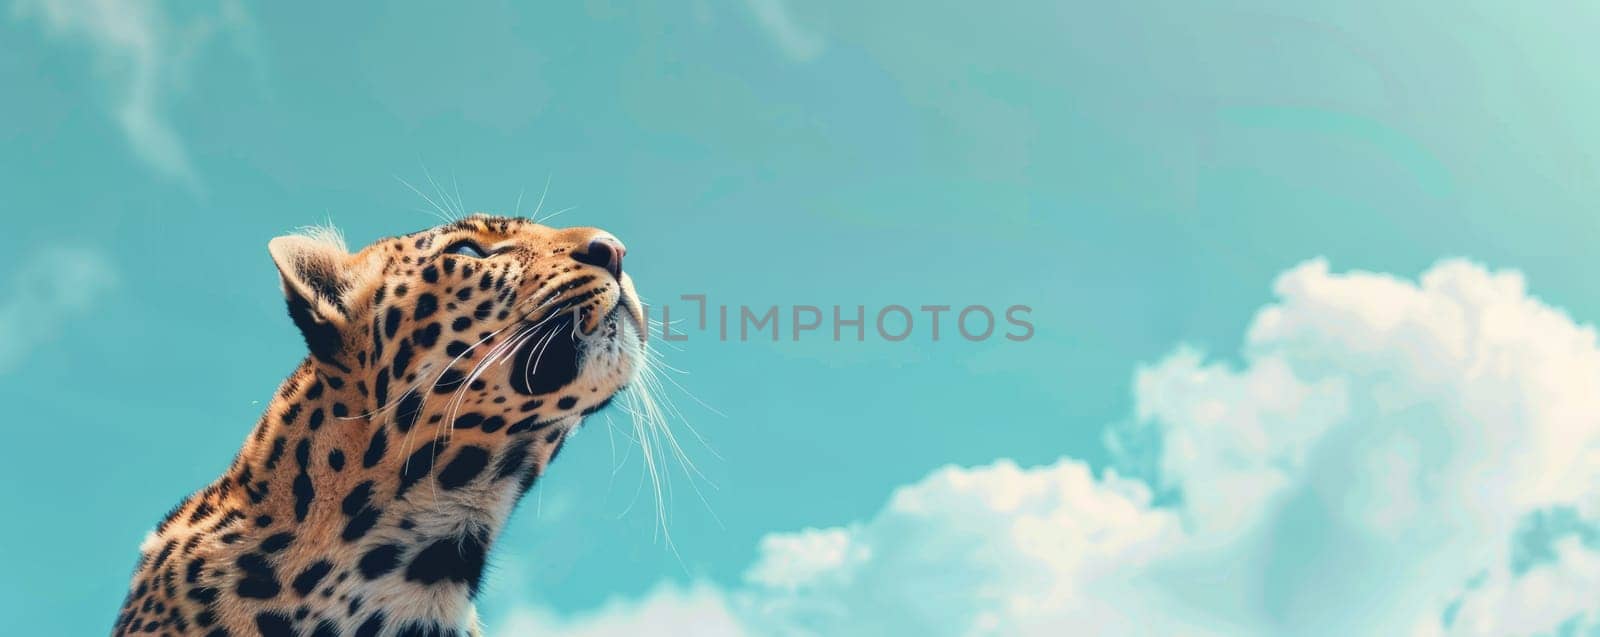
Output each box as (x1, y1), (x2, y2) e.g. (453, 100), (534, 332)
(112, 214), (646, 637)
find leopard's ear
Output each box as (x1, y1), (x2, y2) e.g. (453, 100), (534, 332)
(268, 230), (375, 364)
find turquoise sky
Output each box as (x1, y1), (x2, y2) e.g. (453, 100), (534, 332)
(4, 2), (1600, 635)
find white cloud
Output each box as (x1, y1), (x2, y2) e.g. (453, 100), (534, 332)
(493, 259), (1600, 636)
(742, 0), (825, 62)
(1115, 259), (1600, 635)
(0, 247), (117, 372)
(1442, 537), (1600, 637)
(498, 582), (745, 637)
(13, 0), (253, 189)
(734, 460), (1199, 637)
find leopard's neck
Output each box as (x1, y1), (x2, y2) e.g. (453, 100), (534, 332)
(115, 360), (577, 637)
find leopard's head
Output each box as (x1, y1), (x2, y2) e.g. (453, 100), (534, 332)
(267, 214), (644, 445)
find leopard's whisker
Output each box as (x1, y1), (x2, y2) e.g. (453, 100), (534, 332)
(420, 162), (460, 221)
(396, 176), (456, 225)
(529, 173), (552, 221)
(536, 205), (577, 225)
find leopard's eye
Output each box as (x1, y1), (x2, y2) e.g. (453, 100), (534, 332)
(444, 241), (488, 259)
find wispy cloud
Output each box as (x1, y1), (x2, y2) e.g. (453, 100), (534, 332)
(0, 247), (116, 373)
(493, 259), (1600, 635)
(13, 0), (254, 190)
(743, 0), (824, 62)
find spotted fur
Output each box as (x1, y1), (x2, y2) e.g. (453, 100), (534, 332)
(113, 215), (645, 636)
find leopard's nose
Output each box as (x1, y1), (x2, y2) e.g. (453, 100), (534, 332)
(571, 235), (625, 280)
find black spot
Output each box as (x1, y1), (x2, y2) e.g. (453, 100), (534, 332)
(308, 408), (325, 430)
(372, 317), (385, 361)
(395, 392), (424, 433)
(421, 265), (439, 283)
(293, 473), (314, 521)
(187, 586), (219, 604)
(505, 415), (554, 435)
(391, 340), (415, 379)
(245, 479), (269, 503)
(185, 557), (206, 583)
(328, 449), (346, 471)
(415, 322), (442, 348)
(385, 307), (403, 339)
(479, 416), (506, 433)
(255, 515), (273, 527)
(473, 300), (494, 320)
(358, 544), (401, 580)
(403, 532), (489, 594)
(311, 620), (340, 637)
(354, 613), (385, 637)
(434, 369), (467, 394)
(255, 611), (294, 637)
(305, 380), (325, 401)
(188, 500), (214, 524)
(580, 396), (616, 416)
(451, 413), (483, 430)
(292, 560), (332, 597)
(342, 481), (374, 516)
(260, 532), (295, 553)
(281, 402), (301, 426)
(374, 372), (390, 408)
(153, 539), (177, 567)
(198, 615), (222, 633)
(364, 428), (388, 468)
(520, 399), (543, 412)
(438, 446), (490, 489)
(451, 316), (472, 332)
(214, 509), (246, 533)
(396, 438), (447, 497)
(295, 438), (312, 469)
(493, 439), (533, 481)
(234, 552), (280, 599)
(445, 341), (470, 357)
(557, 396), (578, 410)
(343, 505), (382, 541)
(333, 402), (349, 418)
(264, 437), (287, 470)
(396, 622), (458, 637)
(342, 482), (382, 542)
(414, 294), (439, 320)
